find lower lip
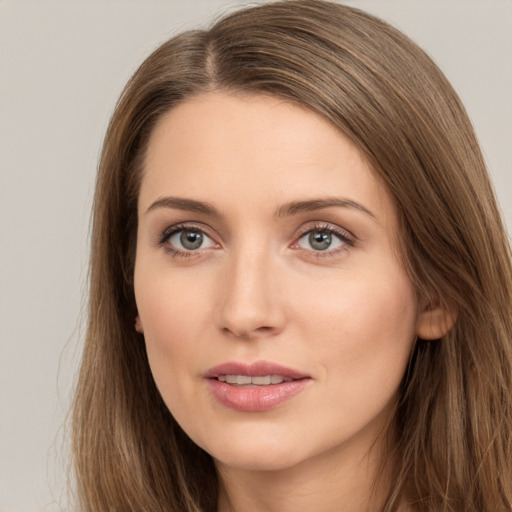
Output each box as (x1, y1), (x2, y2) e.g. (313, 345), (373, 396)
(206, 378), (310, 412)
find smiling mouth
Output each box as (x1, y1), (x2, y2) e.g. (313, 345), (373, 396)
(216, 375), (295, 386)
(205, 361), (310, 410)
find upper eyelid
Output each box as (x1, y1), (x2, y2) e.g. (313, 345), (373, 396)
(156, 224), (218, 252)
(158, 224), (219, 256)
(294, 222), (356, 241)
(160, 222), (214, 239)
(157, 220), (356, 246)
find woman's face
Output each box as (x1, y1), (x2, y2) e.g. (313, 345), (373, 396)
(134, 91), (421, 473)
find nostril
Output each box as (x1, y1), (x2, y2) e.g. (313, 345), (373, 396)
(255, 326), (273, 333)
(221, 324), (277, 340)
(215, 275), (286, 338)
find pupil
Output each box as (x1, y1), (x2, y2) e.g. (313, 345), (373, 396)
(309, 231), (331, 251)
(180, 230), (203, 250)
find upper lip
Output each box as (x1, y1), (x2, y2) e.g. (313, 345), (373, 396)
(205, 361), (309, 380)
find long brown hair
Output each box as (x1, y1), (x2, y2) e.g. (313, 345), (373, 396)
(72, 1), (512, 510)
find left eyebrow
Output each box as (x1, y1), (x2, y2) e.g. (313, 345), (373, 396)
(275, 197), (377, 220)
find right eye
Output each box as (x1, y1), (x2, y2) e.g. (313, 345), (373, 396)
(160, 226), (217, 255)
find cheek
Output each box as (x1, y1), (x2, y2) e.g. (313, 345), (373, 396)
(296, 265), (417, 335)
(135, 259), (213, 334)
(296, 269), (418, 392)
(134, 268), (211, 398)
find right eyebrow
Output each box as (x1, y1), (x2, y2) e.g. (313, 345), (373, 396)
(144, 196), (220, 217)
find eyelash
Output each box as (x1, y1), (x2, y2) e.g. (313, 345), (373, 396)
(157, 222), (356, 259)
(293, 223), (355, 258)
(158, 223), (216, 258)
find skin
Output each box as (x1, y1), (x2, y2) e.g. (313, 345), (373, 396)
(134, 91), (446, 512)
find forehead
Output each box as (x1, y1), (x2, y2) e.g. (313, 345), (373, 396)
(139, 91), (394, 223)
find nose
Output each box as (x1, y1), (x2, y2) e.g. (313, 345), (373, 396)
(215, 245), (286, 340)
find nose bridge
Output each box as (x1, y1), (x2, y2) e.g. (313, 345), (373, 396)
(216, 238), (283, 338)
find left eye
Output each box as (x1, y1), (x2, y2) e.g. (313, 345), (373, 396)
(167, 228), (216, 251)
(297, 229), (346, 252)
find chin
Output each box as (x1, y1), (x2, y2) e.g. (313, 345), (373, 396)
(213, 448), (305, 473)
(198, 428), (318, 473)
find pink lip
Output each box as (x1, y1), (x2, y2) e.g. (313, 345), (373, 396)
(205, 361), (308, 379)
(205, 361), (311, 412)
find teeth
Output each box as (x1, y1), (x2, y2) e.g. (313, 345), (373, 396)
(234, 375), (252, 385)
(217, 375), (292, 386)
(252, 376), (271, 385)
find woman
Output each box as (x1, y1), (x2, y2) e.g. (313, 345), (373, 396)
(72, 1), (512, 510)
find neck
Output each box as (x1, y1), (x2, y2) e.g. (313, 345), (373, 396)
(216, 435), (393, 512)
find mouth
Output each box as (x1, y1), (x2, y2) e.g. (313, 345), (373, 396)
(215, 374), (295, 386)
(205, 361), (310, 412)
(205, 360), (309, 382)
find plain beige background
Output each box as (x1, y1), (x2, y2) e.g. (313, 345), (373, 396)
(0, 1), (511, 510)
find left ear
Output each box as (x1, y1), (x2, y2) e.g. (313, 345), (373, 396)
(416, 298), (458, 340)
